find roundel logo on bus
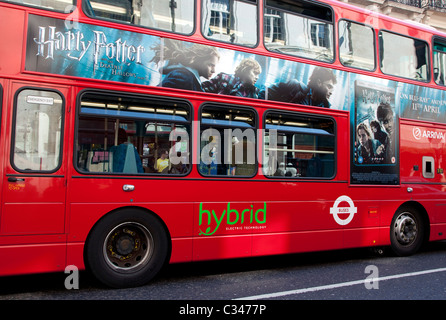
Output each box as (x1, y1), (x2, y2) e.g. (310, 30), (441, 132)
(330, 196), (357, 226)
(412, 127), (445, 141)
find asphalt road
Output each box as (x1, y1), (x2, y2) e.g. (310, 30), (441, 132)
(1, 241), (446, 304)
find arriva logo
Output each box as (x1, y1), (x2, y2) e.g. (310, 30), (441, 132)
(413, 127), (445, 141)
(199, 202), (267, 236)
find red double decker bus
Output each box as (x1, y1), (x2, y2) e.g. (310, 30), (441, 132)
(0, 0), (445, 288)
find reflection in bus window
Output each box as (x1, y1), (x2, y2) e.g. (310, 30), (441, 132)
(339, 20), (375, 71)
(199, 106), (257, 177)
(77, 92), (191, 175)
(202, 0), (257, 47)
(12, 90), (63, 172)
(263, 112), (335, 178)
(1, 0), (74, 11)
(84, 0), (194, 35)
(264, 0), (334, 62)
(434, 39), (446, 86)
(379, 31), (430, 81)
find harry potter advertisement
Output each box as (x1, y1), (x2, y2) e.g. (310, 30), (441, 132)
(351, 80), (399, 185)
(25, 15), (446, 185)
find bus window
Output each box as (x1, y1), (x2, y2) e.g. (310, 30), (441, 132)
(339, 20), (375, 71)
(77, 92), (191, 175)
(379, 31), (430, 81)
(84, 0), (194, 35)
(264, 0), (334, 62)
(199, 105), (257, 177)
(12, 89), (64, 172)
(1, 0), (74, 11)
(263, 112), (335, 178)
(433, 38), (446, 86)
(202, 0), (258, 47)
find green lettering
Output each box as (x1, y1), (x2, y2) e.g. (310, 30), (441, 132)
(199, 203), (211, 225)
(199, 202), (267, 236)
(199, 203), (225, 236)
(227, 202), (239, 225)
(255, 202), (267, 224)
(212, 208), (226, 231)
(241, 208), (250, 224)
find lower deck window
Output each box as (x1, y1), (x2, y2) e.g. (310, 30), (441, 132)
(77, 92), (191, 175)
(12, 89), (63, 172)
(199, 105), (257, 177)
(263, 112), (335, 178)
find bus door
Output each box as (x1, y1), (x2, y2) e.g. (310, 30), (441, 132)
(1, 84), (68, 236)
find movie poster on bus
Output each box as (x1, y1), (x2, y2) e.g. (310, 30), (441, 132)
(158, 38), (269, 98)
(351, 80), (399, 185)
(25, 15), (161, 86)
(398, 82), (446, 124)
(259, 62), (349, 111)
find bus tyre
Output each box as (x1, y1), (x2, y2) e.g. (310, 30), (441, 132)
(85, 209), (170, 288)
(390, 208), (425, 257)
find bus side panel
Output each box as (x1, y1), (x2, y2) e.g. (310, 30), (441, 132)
(400, 122), (446, 186)
(0, 8), (25, 76)
(400, 121), (446, 240)
(192, 189), (346, 259)
(0, 242), (66, 276)
(68, 197), (195, 264)
(66, 237), (193, 268)
(193, 235), (252, 261)
(252, 230), (343, 257)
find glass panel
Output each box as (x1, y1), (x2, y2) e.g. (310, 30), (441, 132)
(77, 92), (191, 175)
(433, 39), (446, 86)
(13, 90), (63, 172)
(199, 106), (256, 176)
(85, 0), (194, 34)
(202, 0), (257, 46)
(339, 21), (375, 70)
(263, 113), (335, 178)
(1, 0), (74, 11)
(380, 31), (429, 81)
(264, 0), (334, 62)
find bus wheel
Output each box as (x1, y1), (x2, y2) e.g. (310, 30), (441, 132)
(85, 209), (170, 288)
(390, 208), (424, 256)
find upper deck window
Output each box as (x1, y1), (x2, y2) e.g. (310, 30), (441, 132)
(202, 0), (258, 47)
(84, 0), (194, 35)
(264, 0), (334, 62)
(1, 0), (74, 11)
(433, 38), (446, 86)
(339, 20), (375, 71)
(379, 31), (430, 81)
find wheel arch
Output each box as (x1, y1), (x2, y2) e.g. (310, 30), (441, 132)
(83, 205), (173, 271)
(396, 201), (430, 244)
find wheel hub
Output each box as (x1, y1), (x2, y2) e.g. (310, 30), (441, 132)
(115, 234), (135, 256)
(104, 222), (153, 272)
(394, 214), (417, 245)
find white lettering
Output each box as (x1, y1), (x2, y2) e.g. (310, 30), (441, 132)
(34, 26), (145, 66)
(64, 265), (79, 290)
(364, 265), (379, 290)
(179, 304), (213, 318)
